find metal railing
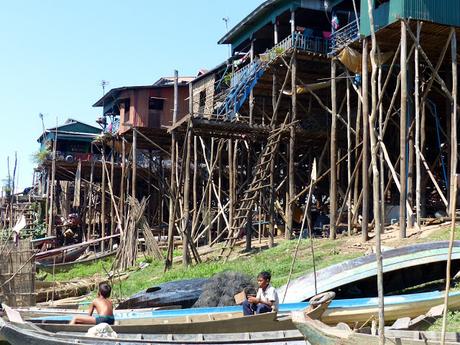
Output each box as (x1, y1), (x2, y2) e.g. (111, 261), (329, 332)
(329, 19), (360, 53)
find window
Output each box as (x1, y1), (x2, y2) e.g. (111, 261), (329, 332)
(122, 99), (130, 123)
(199, 90), (206, 108)
(149, 98), (164, 110)
(148, 97), (163, 128)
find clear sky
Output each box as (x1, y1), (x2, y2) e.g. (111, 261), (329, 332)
(0, 0), (262, 191)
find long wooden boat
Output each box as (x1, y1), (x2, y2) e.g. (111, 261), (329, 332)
(0, 317), (306, 345)
(291, 312), (460, 345)
(27, 291), (460, 329)
(278, 241), (460, 302)
(35, 244), (88, 265)
(35, 234), (120, 265)
(36, 249), (117, 273)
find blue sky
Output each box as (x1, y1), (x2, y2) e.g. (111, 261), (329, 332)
(0, 0), (262, 191)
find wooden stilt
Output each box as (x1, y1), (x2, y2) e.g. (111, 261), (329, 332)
(449, 28), (458, 217)
(346, 78), (352, 236)
(165, 70), (179, 270)
(330, 58), (337, 239)
(362, 38), (369, 242)
(110, 138), (115, 248)
(400, 20), (408, 238)
(415, 22), (421, 227)
(287, 52), (297, 240)
(132, 129), (137, 200)
(366, 2), (384, 342)
(101, 145), (106, 252)
(120, 139), (126, 229)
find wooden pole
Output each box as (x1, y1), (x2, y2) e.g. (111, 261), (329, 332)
(101, 145), (106, 252)
(330, 59), (337, 239)
(450, 29), (458, 218)
(119, 139), (126, 229)
(182, 127), (192, 266)
(48, 124), (58, 236)
(132, 129), (137, 200)
(110, 138), (115, 248)
(378, 65), (385, 232)
(362, 38), (369, 242)
(415, 22), (421, 227)
(287, 52), (297, 240)
(347, 78), (352, 236)
(191, 136), (198, 238)
(366, 1), (384, 342)
(441, 30), (458, 345)
(182, 83), (193, 266)
(165, 70), (179, 270)
(400, 20), (408, 238)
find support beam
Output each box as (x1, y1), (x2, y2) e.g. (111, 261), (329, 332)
(362, 38), (369, 242)
(330, 59), (337, 239)
(400, 21), (408, 238)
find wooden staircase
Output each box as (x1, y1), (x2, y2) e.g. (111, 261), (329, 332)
(220, 122), (290, 260)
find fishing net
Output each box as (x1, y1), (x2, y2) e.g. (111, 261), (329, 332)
(193, 271), (257, 307)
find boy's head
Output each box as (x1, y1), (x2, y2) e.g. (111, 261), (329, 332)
(257, 271), (271, 289)
(98, 283), (111, 298)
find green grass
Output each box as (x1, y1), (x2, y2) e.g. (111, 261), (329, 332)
(44, 257), (114, 282)
(428, 311), (460, 332)
(112, 238), (361, 300)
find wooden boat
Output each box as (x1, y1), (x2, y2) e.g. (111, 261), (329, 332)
(0, 301), (329, 344)
(36, 249), (117, 273)
(35, 234), (120, 266)
(0, 317), (306, 345)
(26, 299), (329, 334)
(320, 290), (460, 325)
(116, 278), (209, 310)
(26, 291), (460, 329)
(35, 244), (88, 265)
(291, 312), (460, 345)
(278, 241), (460, 302)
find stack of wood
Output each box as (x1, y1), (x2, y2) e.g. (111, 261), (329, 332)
(112, 197), (162, 271)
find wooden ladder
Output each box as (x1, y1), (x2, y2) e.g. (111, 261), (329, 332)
(221, 122), (289, 260)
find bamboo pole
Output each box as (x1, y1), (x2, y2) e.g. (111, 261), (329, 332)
(165, 70), (179, 270)
(362, 38), (369, 242)
(415, 22), (421, 228)
(347, 78), (352, 236)
(191, 136), (198, 238)
(132, 128), (137, 200)
(119, 139), (126, 229)
(101, 145), (106, 252)
(48, 124), (58, 236)
(450, 28), (458, 218)
(287, 52), (297, 240)
(441, 30), (458, 345)
(400, 20), (408, 238)
(366, 1), (384, 342)
(330, 58), (337, 239)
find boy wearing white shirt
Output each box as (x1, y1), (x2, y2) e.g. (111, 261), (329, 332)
(243, 271), (279, 315)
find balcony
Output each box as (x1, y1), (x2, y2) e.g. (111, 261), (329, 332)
(329, 19), (360, 54)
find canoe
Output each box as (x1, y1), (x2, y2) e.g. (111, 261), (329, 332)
(278, 241), (460, 302)
(291, 312), (460, 345)
(36, 249), (116, 273)
(116, 278), (208, 310)
(28, 291), (460, 328)
(35, 244), (89, 266)
(0, 317), (306, 345)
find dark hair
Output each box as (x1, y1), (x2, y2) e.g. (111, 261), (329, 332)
(257, 271), (271, 281)
(99, 283), (111, 298)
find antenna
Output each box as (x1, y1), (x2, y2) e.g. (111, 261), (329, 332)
(101, 80), (109, 96)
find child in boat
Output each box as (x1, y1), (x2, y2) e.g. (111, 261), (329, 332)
(243, 271), (279, 316)
(70, 282), (115, 325)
